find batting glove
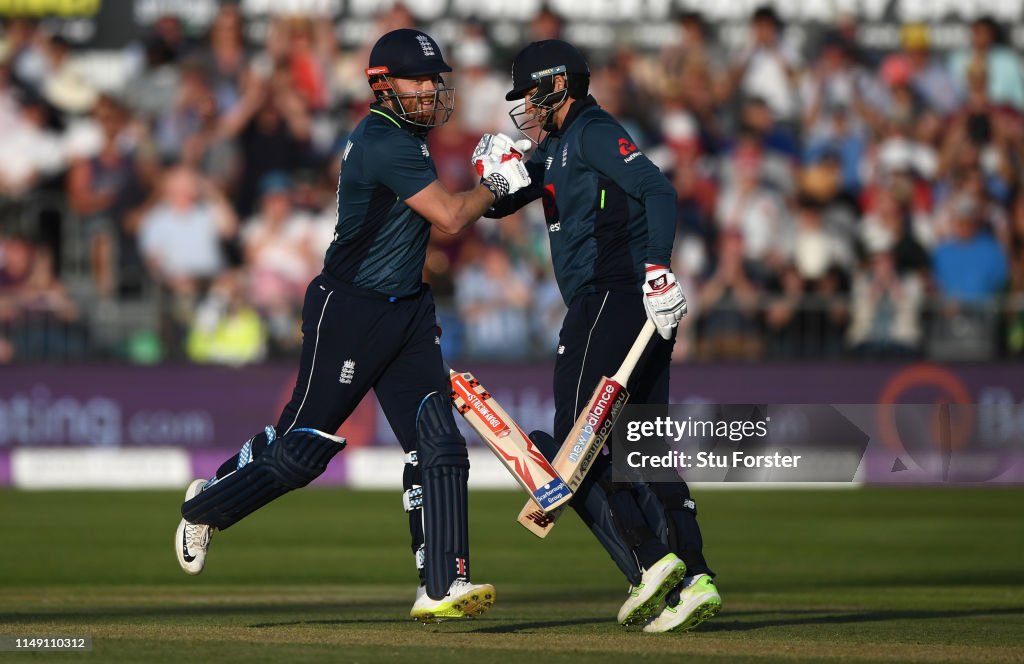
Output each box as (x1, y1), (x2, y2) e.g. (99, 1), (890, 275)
(482, 157), (531, 201)
(473, 133), (532, 178)
(642, 264), (687, 340)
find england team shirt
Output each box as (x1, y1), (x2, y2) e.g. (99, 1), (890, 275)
(324, 103), (438, 298)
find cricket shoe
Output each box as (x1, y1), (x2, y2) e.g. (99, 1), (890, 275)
(617, 553), (688, 625)
(175, 479), (213, 576)
(410, 579), (496, 623)
(643, 574), (721, 633)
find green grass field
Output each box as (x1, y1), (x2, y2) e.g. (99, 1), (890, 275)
(1, 488), (1022, 663)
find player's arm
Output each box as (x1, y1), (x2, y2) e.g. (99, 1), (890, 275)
(579, 120), (686, 339)
(579, 121), (676, 266)
(370, 134), (530, 235)
(405, 181), (506, 235)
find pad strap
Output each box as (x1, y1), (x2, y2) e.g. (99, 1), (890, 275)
(403, 486), (424, 512)
(182, 428), (345, 529)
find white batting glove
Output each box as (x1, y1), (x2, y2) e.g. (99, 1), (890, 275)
(642, 264), (687, 340)
(473, 133), (532, 178)
(482, 157), (530, 200)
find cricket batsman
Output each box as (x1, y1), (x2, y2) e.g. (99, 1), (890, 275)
(173, 28), (532, 622)
(474, 40), (720, 632)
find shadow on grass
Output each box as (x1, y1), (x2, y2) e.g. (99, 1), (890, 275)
(0, 600), (404, 625)
(249, 618), (412, 628)
(467, 617), (609, 633)
(700, 605), (1024, 632)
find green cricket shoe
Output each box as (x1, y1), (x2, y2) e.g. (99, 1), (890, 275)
(617, 553), (688, 626)
(643, 574), (721, 633)
(410, 579), (496, 624)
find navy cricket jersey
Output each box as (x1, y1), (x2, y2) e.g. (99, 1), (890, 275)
(324, 103), (438, 297)
(488, 96), (677, 305)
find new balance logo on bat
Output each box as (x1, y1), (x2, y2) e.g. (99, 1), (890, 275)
(524, 509), (554, 528)
(568, 383), (620, 463)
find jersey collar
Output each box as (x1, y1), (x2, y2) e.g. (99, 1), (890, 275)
(369, 102), (430, 137)
(550, 95), (598, 138)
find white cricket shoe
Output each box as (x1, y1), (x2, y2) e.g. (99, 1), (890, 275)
(643, 573), (721, 633)
(175, 479), (213, 576)
(617, 553), (688, 625)
(410, 579), (497, 623)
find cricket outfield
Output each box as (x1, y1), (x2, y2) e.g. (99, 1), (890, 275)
(1, 488), (1021, 663)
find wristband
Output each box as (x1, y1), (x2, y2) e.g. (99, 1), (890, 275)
(482, 173), (509, 202)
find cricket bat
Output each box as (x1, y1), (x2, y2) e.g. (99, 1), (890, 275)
(517, 320), (656, 537)
(448, 368), (573, 512)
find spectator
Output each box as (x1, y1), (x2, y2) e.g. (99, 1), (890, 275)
(455, 243), (534, 359)
(428, 113), (479, 194)
(937, 59), (1015, 205)
(804, 106), (869, 196)
(145, 15), (194, 67)
(715, 140), (789, 277)
(730, 6), (801, 129)
(200, 2), (248, 111)
(153, 60), (214, 163)
(932, 195), (1009, 302)
(138, 166), (236, 295)
(847, 227), (923, 357)
(451, 23), (508, 134)
(882, 24), (959, 117)
(286, 17), (330, 112)
(696, 231), (764, 360)
(40, 34), (98, 115)
(801, 31), (886, 144)
(741, 95), (798, 160)
(0, 93), (63, 199)
(0, 63), (23, 133)
(178, 86), (240, 194)
(66, 95), (149, 297)
(241, 172), (315, 352)
(0, 234), (83, 360)
(860, 187), (930, 274)
(220, 66), (312, 218)
(186, 269), (266, 366)
(948, 17), (1024, 111)
(787, 196), (855, 281)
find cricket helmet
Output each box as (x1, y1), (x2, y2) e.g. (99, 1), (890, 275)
(506, 40), (590, 143)
(366, 29), (455, 129)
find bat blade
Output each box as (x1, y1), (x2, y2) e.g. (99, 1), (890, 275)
(515, 377), (629, 538)
(515, 320), (656, 537)
(558, 376), (630, 491)
(450, 370), (572, 511)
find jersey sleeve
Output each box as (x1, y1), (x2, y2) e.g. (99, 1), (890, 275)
(579, 119), (677, 267)
(364, 131), (437, 200)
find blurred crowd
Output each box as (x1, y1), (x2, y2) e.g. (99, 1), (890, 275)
(0, 4), (1023, 365)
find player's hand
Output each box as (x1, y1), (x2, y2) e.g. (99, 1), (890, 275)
(642, 265), (687, 340)
(482, 157), (530, 200)
(473, 133), (531, 178)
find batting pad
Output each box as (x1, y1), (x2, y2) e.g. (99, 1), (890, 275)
(181, 428), (345, 530)
(423, 463), (469, 600)
(529, 430), (645, 586)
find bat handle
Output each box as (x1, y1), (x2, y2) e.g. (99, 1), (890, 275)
(611, 320), (657, 384)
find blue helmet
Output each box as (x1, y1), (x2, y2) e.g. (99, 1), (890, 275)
(506, 40), (590, 143)
(366, 29), (454, 129)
